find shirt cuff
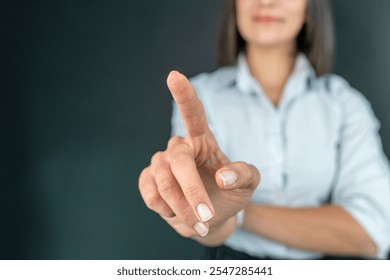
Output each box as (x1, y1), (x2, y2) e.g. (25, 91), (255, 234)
(338, 202), (390, 259)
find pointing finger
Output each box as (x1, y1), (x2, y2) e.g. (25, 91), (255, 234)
(167, 70), (210, 138)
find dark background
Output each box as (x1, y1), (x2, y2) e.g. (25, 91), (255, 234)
(1, 0), (389, 259)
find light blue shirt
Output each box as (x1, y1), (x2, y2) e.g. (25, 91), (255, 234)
(171, 53), (390, 259)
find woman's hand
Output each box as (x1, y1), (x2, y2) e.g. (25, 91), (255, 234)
(138, 71), (260, 244)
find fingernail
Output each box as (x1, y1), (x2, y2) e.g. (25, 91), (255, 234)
(197, 203), (213, 222)
(194, 222), (209, 237)
(218, 170), (238, 186)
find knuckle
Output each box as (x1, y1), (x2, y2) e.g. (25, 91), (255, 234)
(180, 206), (195, 221)
(170, 153), (190, 170)
(233, 162), (260, 189)
(173, 203), (196, 223)
(182, 184), (201, 202)
(157, 175), (175, 194)
(168, 136), (184, 148)
(138, 167), (149, 183)
(144, 192), (162, 210)
(168, 137), (192, 156)
(233, 161), (251, 181)
(138, 167), (151, 192)
(150, 151), (164, 166)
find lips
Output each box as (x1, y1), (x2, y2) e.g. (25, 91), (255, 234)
(252, 15), (282, 23)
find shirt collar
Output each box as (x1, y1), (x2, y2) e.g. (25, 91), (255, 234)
(235, 52), (316, 100)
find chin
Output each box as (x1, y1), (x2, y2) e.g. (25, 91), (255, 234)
(246, 33), (296, 49)
(251, 39), (288, 48)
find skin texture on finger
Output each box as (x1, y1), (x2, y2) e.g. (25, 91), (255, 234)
(167, 139), (215, 223)
(167, 71), (210, 138)
(138, 167), (175, 218)
(150, 149), (211, 236)
(151, 154), (201, 224)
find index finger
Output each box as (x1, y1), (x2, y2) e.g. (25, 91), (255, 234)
(167, 71), (210, 138)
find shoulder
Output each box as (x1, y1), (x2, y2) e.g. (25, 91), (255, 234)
(316, 74), (373, 111)
(315, 73), (378, 127)
(189, 66), (237, 93)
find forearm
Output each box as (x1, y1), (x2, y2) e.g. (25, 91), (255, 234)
(193, 216), (236, 247)
(243, 203), (377, 257)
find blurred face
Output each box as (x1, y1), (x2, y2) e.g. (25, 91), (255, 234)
(236, 0), (308, 48)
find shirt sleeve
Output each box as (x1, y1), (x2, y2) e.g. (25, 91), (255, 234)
(331, 80), (390, 259)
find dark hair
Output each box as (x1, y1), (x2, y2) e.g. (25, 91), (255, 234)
(217, 0), (335, 76)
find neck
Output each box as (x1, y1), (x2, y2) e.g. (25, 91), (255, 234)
(246, 43), (297, 106)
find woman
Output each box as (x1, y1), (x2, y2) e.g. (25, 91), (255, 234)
(139, 0), (390, 259)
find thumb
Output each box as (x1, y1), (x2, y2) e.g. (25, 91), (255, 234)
(215, 162), (260, 191)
